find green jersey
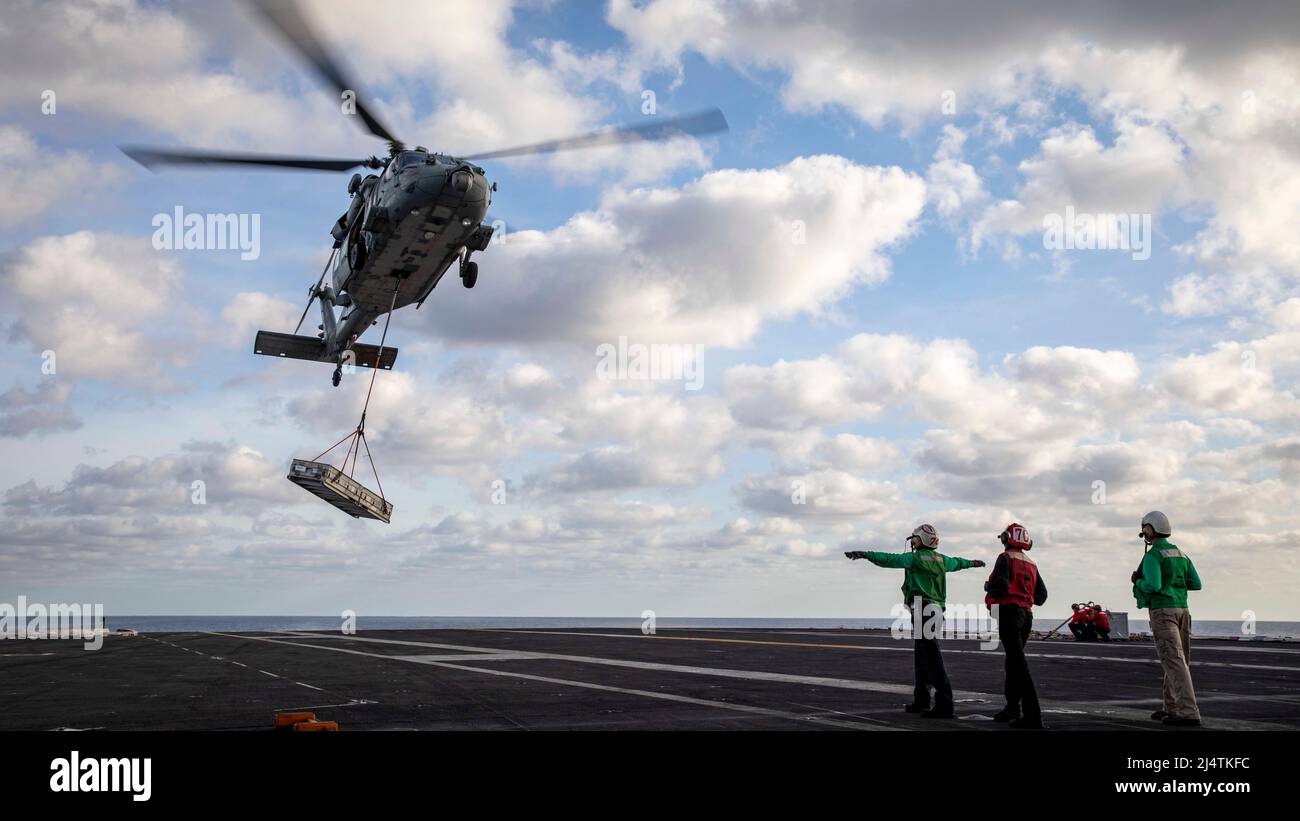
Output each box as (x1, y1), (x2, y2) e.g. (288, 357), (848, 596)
(864, 548), (979, 608)
(1133, 538), (1203, 609)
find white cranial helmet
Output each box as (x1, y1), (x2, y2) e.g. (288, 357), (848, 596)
(1141, 511), (1171, 537)
(910, 523), (939, 549)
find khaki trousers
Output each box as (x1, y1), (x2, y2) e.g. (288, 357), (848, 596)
(1149, 607), (1200, 720)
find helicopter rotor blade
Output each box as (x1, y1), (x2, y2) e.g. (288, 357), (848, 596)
(244, 0), (403, 150)
(120, 146), (378, 172)
(461, 107), (729, 161)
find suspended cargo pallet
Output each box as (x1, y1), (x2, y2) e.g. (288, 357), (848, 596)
(287, 459), (392, 523)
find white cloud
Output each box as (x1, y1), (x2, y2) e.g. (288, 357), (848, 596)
(0, 380), (80, 437)
(0, 0), (354, 151)
(926, 125), (987, 221)
(725, 356), (881, 431)
(0, 232), (191, 384)
(609, 1), (1300, 318)
(1005, 346), (1143, 410)
(1162, 339), (1300, 420)
(425, 155), (926, 348)
(285, 371), (519, 481)
(4, 442), (297, 519)
(739, 469), (903, 520)
(524, 387), (736, 493)
(971, 120), (1188, 252)
(221, 291), (300, 346)
(0, 127), (125, 226)
(807, 433), (901, 473)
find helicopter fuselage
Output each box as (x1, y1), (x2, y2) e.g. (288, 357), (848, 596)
(324, 150), (493, 357)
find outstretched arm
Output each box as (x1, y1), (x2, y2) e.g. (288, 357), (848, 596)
(846, 551), (914, 569)
(944, 556), (986, 571)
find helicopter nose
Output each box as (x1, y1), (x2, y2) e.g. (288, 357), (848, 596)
(449, 168), (474, 194)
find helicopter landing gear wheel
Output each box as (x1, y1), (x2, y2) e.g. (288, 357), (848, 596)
(332, 365), (342, 387)
(461, 259), (478, 289)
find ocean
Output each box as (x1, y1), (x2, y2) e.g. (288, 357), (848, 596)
(106, 615), (1300, 640)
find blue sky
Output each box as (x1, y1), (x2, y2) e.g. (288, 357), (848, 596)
(2, 0), (1299, 622)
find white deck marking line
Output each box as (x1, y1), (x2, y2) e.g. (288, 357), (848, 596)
(471, 628), (1300, 673)
(142, 635), (330, 695)
(786, 702), (905, 727)
(266, 630), (1293, 730)
(277, 699), (377, 712)
(207, 632), (889, 731)
(50, 726), (107, 731)
(1093, 691), (1300, 708)
(661, 629), (1300, 656)
(392, 653), (539, 662)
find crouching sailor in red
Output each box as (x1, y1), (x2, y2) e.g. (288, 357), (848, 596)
(984, 523), (1049, 729)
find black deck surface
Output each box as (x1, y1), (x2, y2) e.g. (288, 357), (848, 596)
(3, 628), (1297, 731)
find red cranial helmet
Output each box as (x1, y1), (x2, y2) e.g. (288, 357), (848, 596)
(1000, 522), (1032, 550)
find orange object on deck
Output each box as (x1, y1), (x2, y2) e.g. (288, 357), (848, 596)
(273, 711), (317, 729)
(292, 720), (339, 732)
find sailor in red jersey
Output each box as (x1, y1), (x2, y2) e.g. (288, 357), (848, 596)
(984, 522), (1049, 729)
(1094, 606), (1112, 640)
(1069, 602), (1097, 641)
(1069, 603), (1085, 638)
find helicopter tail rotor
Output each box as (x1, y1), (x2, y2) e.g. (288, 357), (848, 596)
(293, 248), (339, 335)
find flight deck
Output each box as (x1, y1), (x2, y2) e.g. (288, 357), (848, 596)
(4, 628), (1296, 731)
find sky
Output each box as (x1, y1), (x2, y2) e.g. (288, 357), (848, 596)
(1, 0), (1298, 621)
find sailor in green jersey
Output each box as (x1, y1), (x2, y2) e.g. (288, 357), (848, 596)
(1131, 510), (1203, 726)
(846, 523), (984, 719)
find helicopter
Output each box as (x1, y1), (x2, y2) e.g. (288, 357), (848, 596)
(122, 0), (728, 387)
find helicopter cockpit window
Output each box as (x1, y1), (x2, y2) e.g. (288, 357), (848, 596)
(398, 152), (427, 168)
